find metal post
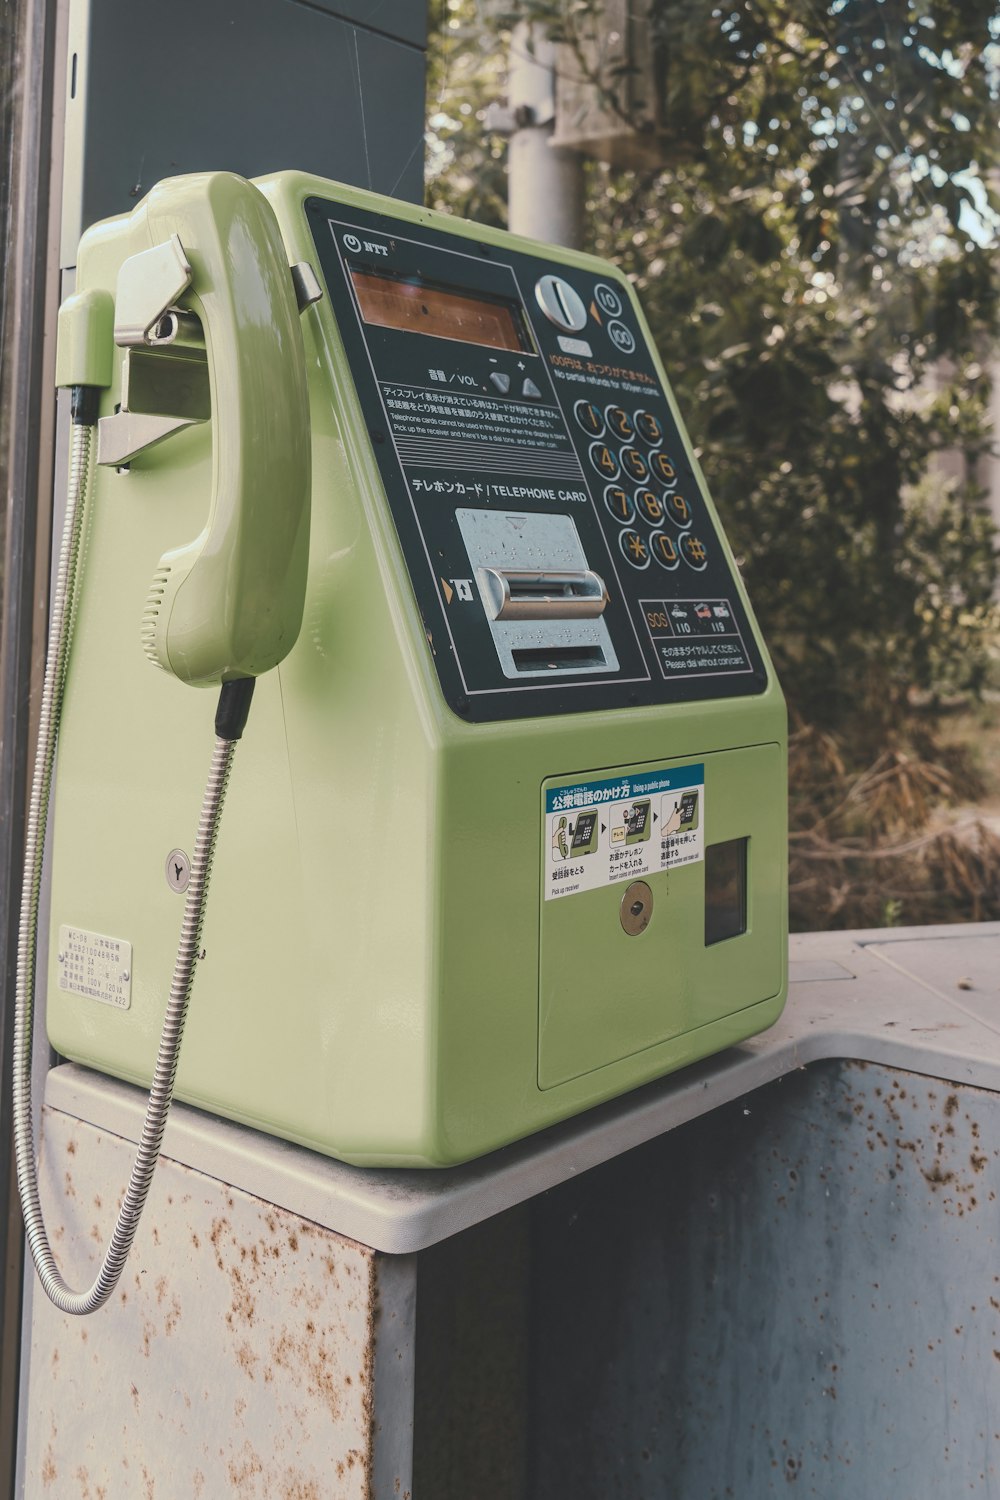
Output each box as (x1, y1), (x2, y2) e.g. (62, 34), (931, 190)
(507, 21), (585, 249)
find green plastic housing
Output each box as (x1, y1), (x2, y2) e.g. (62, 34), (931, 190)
(46, 172), (788, 1167)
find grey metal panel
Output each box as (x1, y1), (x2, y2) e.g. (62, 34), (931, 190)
(867, 931), (1000, 1035)
(291, 0), (427, 47)
(529, 1059), (1000, 1498)
(61, 0), (426, 263)
(22, 1106), (386, 1497)
(42, 924), (1000, 1253)
(370, 1252), (418, 1498)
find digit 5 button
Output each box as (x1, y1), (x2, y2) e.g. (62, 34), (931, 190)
(619, 529), (650, 568)
(650, 451), (678, 486)
(620, 446), (649, 482)
(589, 442), (619, 480)
(679, 533), (708, 570)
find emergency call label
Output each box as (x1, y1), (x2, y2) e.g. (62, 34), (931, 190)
(544, 763), (704, 901)
(57, 925), (132, 1010)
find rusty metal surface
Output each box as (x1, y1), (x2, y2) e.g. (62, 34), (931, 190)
(528, 1059), (1000, 1499)
(40, 924), (1000, 1253)
(20, 1103), (414, 1499)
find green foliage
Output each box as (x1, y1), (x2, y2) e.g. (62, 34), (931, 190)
(428, 0), (1000, 740)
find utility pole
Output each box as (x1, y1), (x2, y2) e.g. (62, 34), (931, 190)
(506, 21), (585, 248)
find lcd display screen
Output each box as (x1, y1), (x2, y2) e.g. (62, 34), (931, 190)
(351, 270), (530, 352)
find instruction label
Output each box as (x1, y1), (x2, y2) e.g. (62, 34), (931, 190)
(57, 925), (132, 1009)
(544, 764), (704, 901)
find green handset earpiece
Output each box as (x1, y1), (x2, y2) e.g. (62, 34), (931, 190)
(118, 172), (311, 685)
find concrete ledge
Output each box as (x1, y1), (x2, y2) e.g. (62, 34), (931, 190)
(43, 922), (1000, 1253)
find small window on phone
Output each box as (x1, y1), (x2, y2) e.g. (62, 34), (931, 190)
(705, 838), (748, 946)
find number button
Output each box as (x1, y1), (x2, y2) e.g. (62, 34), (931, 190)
(680, 533), (708, 571)
(650, 451), (678, 486)
(665, 491), (692, 530)
(589, 442), (619, 480)
(620, 447), (648, 483)
(604, 485), (634, 525)
(634, 410), (663, 445)
(649, 531), (680, 569)
(574, 399), (605, 437)
(619, 529), (650, 569)
(636, 488), (664, 525)
(606, 405), (634, 441)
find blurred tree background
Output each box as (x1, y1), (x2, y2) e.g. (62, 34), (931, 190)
(427, 0), (1000, 930)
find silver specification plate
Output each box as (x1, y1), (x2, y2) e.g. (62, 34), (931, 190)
(57, 924), (132, 1009)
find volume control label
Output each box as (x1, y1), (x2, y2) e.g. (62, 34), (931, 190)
(544, 763), (704, 902)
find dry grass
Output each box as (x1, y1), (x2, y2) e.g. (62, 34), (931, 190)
(787, 716), (1000, 931)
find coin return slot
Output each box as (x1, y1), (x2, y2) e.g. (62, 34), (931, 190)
(512, 645), (607, 673)
(481, 568), (608, 622)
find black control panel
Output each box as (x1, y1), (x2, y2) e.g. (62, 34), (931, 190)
(307, 196), (768, 723)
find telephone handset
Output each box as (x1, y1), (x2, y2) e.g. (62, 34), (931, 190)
(106, 172), (311, 684)
(16, 173), (315, 1314)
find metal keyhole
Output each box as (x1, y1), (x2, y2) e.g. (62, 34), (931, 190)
(620, 880), (653, 936)
(165, 847), (191, 893)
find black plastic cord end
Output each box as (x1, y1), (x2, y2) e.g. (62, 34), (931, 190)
(70, 385), (100, 426)
(215, 678), (256, 742)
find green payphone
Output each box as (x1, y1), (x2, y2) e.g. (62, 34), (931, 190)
(22, 172), (787, 1218)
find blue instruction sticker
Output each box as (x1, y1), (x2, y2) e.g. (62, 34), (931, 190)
(544, 763), (704, 901)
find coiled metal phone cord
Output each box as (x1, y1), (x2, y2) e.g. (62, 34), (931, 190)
(13, 416), (246, 1315)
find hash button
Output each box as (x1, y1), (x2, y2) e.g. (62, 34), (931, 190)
(680, 533), (708, 571)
